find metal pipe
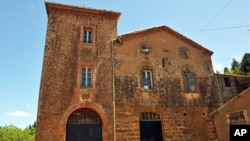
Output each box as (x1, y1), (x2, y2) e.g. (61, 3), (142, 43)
(111, 39), (116, 141)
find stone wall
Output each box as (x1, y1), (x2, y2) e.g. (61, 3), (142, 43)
(113, 27), (217, 141)
(213, 74), (250, 106)
(115, 106), (216, 141)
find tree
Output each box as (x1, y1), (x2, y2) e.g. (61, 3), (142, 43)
(0, 124), (35, 141)
(223, 53), (250, 76)
(240, 53), (250, 75)
(230, 58), (241, 75)
(224, 67), (231, 74)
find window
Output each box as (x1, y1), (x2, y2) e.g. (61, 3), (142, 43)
(179, 46), (190, 58)
(184, 72), (195, 92)
(229, 111), (246, 123)
(140, 45), (150, 53)
(81, 68), (92, 87)
(83, 29), (92, 43)
(142, 70), (153, 89)
(224, 77), (231, 87)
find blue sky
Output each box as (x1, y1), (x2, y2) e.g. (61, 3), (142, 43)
(0, 0), (249, 128)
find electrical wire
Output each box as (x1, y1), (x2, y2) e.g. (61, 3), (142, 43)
(197, 0), (232, 35)
(181, 24), (250, 32)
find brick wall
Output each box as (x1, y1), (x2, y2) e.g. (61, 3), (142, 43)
(213, 74), (250, 106)
(36, 3), (120, 141)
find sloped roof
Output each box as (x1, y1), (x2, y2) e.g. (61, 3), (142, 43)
(211, 87), (250, 115)
(45, 2), (121, 21)
(120, 25), (213, 56)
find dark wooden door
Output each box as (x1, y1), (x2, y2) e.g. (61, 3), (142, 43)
(66, 108), (102, 141)
(140, 121), (163, 141)
(66, 124), (101, 141)
(140, 112), (163, 141)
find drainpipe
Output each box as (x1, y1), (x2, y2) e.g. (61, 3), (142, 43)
(111, 39), (116, 141)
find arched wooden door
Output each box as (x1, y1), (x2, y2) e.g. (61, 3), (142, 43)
(66, 108), (102, 141)
(139, 112), (163, 141)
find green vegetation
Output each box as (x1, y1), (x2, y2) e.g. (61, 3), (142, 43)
(0, 124), (35, 141)
(224, 53), (250, 76)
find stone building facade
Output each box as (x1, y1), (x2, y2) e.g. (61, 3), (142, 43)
(36, 2), (250, 141)
(113, 26), (218, 141)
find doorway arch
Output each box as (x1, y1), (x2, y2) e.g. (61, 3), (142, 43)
(66, 108), (102, 141)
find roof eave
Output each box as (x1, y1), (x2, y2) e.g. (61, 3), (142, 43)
(45, 2), (121, 21)
(119, 25), (213, 56)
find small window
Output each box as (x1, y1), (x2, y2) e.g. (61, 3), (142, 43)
(81, 68), (92, 87)
(184, 73), (195, 92)
(179, 46), (190, 58)
(224, 77), (231, 87)
(140, 112), (160, 121)
(83, 29), (92, 43)
(142, 70), (153, 89)
(229, 111), (246, 123)
(141, 45), (150, 53)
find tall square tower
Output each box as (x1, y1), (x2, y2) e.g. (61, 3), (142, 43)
(36, 2), (120, 141)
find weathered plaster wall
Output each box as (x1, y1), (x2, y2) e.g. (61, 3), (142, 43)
(114, 30), (214, 107)
(114, 30), (217, 141)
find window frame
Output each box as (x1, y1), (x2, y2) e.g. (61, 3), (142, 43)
(81, 67), (92, 88)
(184, 72), (196, 92)
(83, 29), (92, 44)
(142, 70), (153, 90)
(80, 26), (95, 46)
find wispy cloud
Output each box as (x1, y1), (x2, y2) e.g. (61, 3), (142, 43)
(8, 111), (30, 117)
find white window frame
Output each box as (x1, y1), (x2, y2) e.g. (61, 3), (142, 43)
(142, 70), (153, 89)
(81, 68), (92, 87)
(83, 29), (92, 43)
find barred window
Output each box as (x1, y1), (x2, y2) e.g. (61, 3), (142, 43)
(67, 108), (101, 124)
(140, 112), (160, 121)
(229, 111), (246, 123)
